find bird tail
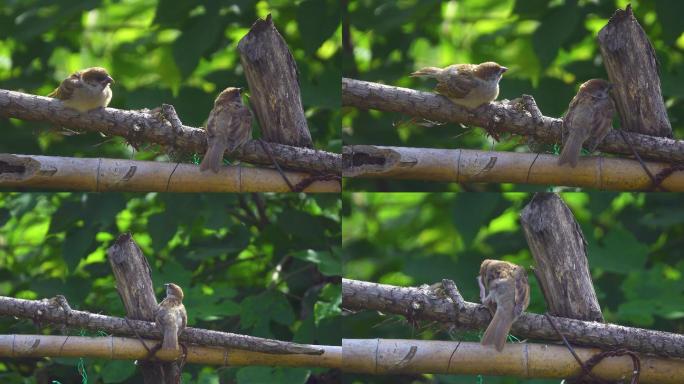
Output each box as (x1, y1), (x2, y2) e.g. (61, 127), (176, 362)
(410, 67), (442, 78)
(558, 132), (584, 168)
(200, 140), (227, 173)
(481, 308), (514, 352)
(162, 323), (179, 350)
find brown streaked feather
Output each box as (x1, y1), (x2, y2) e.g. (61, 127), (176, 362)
(47, 72), (81, 100)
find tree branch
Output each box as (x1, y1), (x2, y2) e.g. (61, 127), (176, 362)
(342, 78), (683, 164)
(0, 89), (340, 174)
(0, 153), (340, 192)
(0, 334), (340, 368)
(342, 145), (684, 191)
(342, 278), (684, 358)
(0, 295), (324, 355)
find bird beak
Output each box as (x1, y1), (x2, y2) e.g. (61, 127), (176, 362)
(106, 76), (114, 85)
(164, 284), (169, 288)
(500, 67), (508, 73)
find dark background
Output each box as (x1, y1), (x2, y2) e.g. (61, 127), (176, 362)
(342, 0), (684, 191)
(0, 0), (341, 163)
(342, 192), (684, 383)
(0, 192), (341, 383)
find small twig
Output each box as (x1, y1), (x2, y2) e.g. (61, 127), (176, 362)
(257, 139), (296, 191)
(160, 104), (184, 150)
(441, 279), (466, 311)
(616, 129), (665, 191)
(520, 94), (544, 124)
(123, 316), (154, 356)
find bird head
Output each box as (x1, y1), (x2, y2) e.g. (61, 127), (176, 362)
(165, 283), (184, 301)
(579, 79), (613, 100)
(81, 67), (114, 91)
(214, 87), (243, 106)
(473, 62), (508, 82)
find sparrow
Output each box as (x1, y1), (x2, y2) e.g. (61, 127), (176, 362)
(558, 79), (615, 167)
(47, 67), (114, 112)
(410, 62), (507, 109)
(478, 259), (530, 352)
(199, 87), (253, 173)
(155, 283), (187, 351)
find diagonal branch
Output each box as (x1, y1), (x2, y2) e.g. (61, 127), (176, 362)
(342, 78), (683, 164)
(342, 278), (684, 358)
(0, 295), (324, 355)
(0, 89), (340, 174)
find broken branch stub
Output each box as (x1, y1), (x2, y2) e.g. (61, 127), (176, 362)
(238, 15), (313, 148)
(598, 5), (672, 137)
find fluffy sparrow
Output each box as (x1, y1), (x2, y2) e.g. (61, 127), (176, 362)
(199, 87), (253, 173)
(155, 283), (187, 351)
(48, 67), (114, 112)
(558, 79), (615, 167)
(478, 259), (530, 352)
(410, 62), (507, 109)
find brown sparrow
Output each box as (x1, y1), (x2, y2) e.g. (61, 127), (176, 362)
(558, 79), (615, 167)
(155, 283), (187, 351)
(478, 259), (530, 352)
(410, 62), (507, 109)
(199, 87), (253, 173)
(48, 67), (114, 112)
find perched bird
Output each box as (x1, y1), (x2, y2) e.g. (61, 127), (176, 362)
(47, 67), (114, 112)
(558, 79), (615, 167)
(199, 87), (253, 173)
(478, 259), (530, 352)
(410, 62), (508, 109)
(155, 283), (187, 351)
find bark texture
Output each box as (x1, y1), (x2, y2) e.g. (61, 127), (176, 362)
(0, 89), (337, 173)
(0, 295), (324, 355)
(238, 15), (313, 148)
(520, 193), (604, 321)
(107, 233), (178, 383)
(342, 145), (684, 191)
(598, 5), (671, 137)
(0, 154), (340, 192)
(342, 278), (684, 358)
(342, 78), (682, 164)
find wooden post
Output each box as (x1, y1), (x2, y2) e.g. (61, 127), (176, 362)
(238, 14), (313, 148)
(598, 5), (671, 137)
(520, 193), (603, 322)
(107, 233), (177, 384)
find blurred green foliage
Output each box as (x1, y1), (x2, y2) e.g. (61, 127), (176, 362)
(342, 0), (684, 191)
(342, 192), (684, 383)
(0, 192), (341, 383)
(0, 0), (341, 162)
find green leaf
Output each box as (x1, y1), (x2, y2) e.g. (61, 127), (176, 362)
(296, 0), (340, 54)
(153, 0), (199, 27)
(0, 208), (11, 227)
(240, 291), (295, 336)
(587, 227), (649, 274)
(101, 360), (136, 383)
(172, 4), (223, 78)
(236, 367), (310, 384)
(513, 0), (552, 19)
(532, 2), (582, 68)
(292, 249), (341, 276)
(452, 193), (501, 247)
(147, 211), (177, 252)
(62, 226), (97, 271)
(314, 283), (341, 325)
(654, 0), (684, 46)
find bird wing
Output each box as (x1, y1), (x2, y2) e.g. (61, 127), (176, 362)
(435, 66), (478, 99)
(47, 72), (81, 100)
(584, 99), (615, 152)
(512, 267), (529, 318)
(225, 106), (252, 152)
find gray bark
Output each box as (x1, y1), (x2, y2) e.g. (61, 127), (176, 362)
(0, 89), (337, 173)
(520, 193), (604, 321)
(598, 5), (671, 137)
(342, 78), (682, 164)
(238, 14), (313, 148)
(342, 278), (684, 358)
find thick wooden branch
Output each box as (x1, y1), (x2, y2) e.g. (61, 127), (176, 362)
(0, 295), (324, 355)
(238, 15), (313, 147)
(0, 154), (340, 192)
(342, 278), (684, 358)
(343, 145), (684, 191)
(343, 339), (682, 383)
(0, 89), (338, 173)
(598, 5), (671, 137)
(342, 78), (683, 163)
(521, 193), (603, 321)
(0, 335), (340, 368)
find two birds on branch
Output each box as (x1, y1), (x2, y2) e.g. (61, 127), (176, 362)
(48, 67), (252, 173)
(411, 62), (615, 167)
